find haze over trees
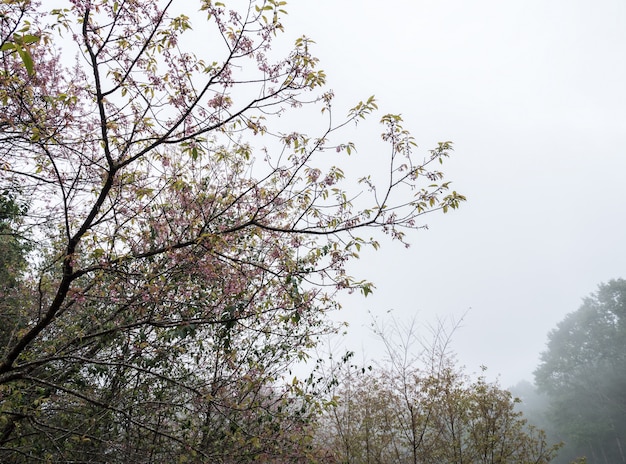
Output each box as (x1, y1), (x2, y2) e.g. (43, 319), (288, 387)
(534, 279), (626, 464)
(314, 318), (560, 464)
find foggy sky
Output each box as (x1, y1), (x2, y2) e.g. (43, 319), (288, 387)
(284, 0), (626, 386)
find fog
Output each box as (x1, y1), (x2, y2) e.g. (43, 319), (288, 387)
(285, 0), (626, 387)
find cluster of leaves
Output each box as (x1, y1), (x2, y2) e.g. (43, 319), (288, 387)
(0, 0), (42, 75)
(534, 279), (626, 464)
(0, 0), (465, 462)
(313, 318), (561, 464)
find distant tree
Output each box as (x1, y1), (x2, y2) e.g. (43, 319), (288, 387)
(535, 279), (626, 463)
(508, 379), (554, 441)
(0, 0), (464, 461)
(315, 318), (560, 464)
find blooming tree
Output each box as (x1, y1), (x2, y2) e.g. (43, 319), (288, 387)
(0, 0), (464, 461)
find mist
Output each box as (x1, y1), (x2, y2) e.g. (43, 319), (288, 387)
(285, 0), (626, 388)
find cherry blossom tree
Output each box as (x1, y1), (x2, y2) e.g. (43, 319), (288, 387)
(0, 0), (464, 461)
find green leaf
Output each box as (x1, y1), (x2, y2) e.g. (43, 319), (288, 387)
(19, 34), (40, 45)
(16, 45), (35, 76)
(0, 43), (16, 52)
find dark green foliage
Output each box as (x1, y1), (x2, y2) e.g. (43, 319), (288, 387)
(0, 190), (29, 286)
(0, 190), (30, 353)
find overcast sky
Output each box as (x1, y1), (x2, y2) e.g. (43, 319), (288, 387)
(281, 0), (626, 386)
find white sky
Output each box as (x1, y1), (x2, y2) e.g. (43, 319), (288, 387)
(282, 0), (626, 386)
